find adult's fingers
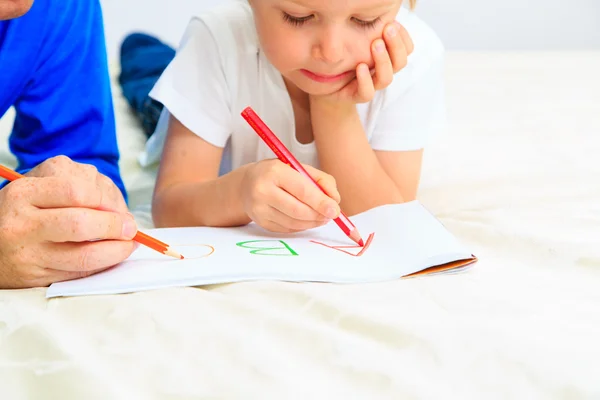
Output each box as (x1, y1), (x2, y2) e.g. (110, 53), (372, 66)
(17, 266), (116, 289)
(95, 174), (129, 214)
(27, 156), (97, 180)
(22, 176), (125, 214)
(15, 176), (102, 209)
(35, 207), (138, 243)
(39, 239), (137, 272)
(26, 156), (125, 213)
(48, 265), (116, 282)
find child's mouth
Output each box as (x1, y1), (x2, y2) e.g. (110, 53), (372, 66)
(300, 69), (353, 83)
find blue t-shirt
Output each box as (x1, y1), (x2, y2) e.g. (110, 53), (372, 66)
(0, 0), (127, 201)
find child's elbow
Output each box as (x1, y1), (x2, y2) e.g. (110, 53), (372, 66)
(151, 192), (173, 228)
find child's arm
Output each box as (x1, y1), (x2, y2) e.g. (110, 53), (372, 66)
(152, 116), (340, 231)
(311, 100), (415, 216)
(311, 21), (443, 216)
(152, 116), (251, 228)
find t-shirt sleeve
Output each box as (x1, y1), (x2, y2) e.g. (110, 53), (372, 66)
(369, 52), (447, 152)
(149, 18), (232, 148)
(10, 0), (126, 198)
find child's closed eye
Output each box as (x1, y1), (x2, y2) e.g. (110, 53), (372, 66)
(352, 17), (382, 30)
(282, 12), (382, 31)
(282, 12), (314, 27)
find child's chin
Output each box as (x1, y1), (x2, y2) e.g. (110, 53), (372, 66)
(300, 80), (348, 97)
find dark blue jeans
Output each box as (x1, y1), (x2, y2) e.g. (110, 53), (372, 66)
(118, 33), (175, 138)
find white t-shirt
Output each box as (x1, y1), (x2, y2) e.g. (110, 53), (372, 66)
(142, 1), (446, 174)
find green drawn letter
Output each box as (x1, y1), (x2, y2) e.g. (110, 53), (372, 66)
(236, 240), (299, 256)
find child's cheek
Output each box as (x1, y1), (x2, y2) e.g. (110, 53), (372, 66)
(348, 35), (378, 69)
(270, 33), (307, 70)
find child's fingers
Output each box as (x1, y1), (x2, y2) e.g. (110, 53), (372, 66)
(356, 63), (376, 103)
(384, 22), (410, 72)
(261, 219), (301, 234)
(270, 187), (328, 222)
(396, 23), (415, 55)
(268, 207), (329, 232)
(303, 165), (341, 204)
(276, 167), (340, 219)
(371, 39), (394, 90)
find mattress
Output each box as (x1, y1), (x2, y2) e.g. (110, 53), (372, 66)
(0, 51), (599, 399)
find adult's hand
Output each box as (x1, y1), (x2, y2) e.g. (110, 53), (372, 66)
(0, 156), (138, 289)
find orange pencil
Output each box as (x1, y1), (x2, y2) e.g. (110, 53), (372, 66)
(134, 231), (183, 259)
(0, 164), (184, 259)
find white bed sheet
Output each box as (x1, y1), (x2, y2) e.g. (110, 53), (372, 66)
(0, 51), (599, 399)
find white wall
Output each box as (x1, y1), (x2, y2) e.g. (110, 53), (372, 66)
(100, 0), (600, 61)
(414, 0), (600, 51)
(101, 0), (223, 62)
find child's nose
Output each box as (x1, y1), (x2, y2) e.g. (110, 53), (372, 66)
(312, 28), (344, 65)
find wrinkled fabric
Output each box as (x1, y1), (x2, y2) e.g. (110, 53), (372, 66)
(0, 52), (599, 399)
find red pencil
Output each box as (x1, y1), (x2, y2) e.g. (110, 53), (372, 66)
(241, 106), (365, 247)
(0, 164), (184, 259)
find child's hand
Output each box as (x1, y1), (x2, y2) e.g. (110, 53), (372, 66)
(317, 21), (414, 106)
(241, 159), (341, 233)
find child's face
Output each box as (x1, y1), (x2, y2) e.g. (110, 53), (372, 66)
(250, 0), (403, 96)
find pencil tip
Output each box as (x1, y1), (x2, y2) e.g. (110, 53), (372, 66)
(349, 229), (364, 247)
(164, 248), (184, 260)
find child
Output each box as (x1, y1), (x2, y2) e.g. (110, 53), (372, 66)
(148, 0), (445, 233)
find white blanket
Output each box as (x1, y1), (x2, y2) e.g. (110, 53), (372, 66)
(1, 51), (599, 399)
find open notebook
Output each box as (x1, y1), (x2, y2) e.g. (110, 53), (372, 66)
(46, 201), (477, 298)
